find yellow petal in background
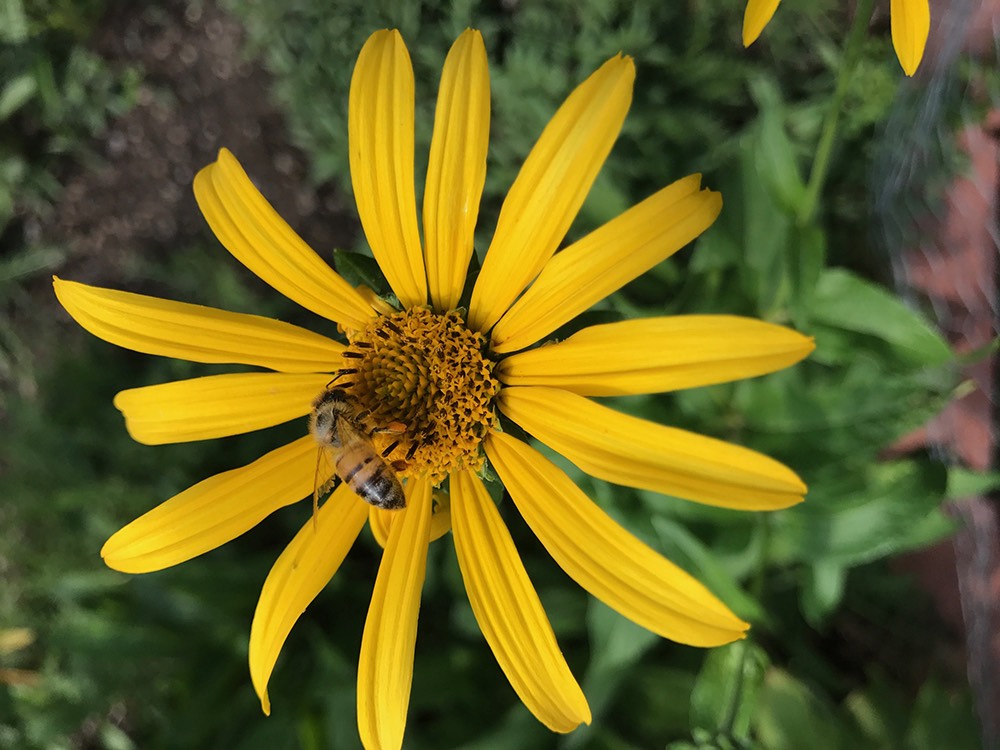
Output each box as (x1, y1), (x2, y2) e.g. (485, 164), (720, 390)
(451, 469), (591, 732)
(114, 373), (332, 445)
(500, 387), (806, 510)
(194, 150), (375, 331)
(357, 476), (432, 750)
(349, 30), (427, 309)
(424, 30), (490, 312)
(368, 505), (392, 548)
(249, 484), (369, 715)
(53, 278), (344, 373)
(368, 488), (451, 548)
(743, 0), (782, 46)
(891, 0), (930, 76)
(485, 432), (747, 646)
(491, 176), (721, 354)
(498, 316), (814, 396)
(468, 54), (635, 332)
(102, 437), (319, 573)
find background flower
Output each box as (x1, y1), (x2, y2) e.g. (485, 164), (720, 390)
(743, 0), (931, 76)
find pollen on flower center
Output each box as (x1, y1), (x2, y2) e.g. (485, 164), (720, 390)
(342, 307), (500, 484)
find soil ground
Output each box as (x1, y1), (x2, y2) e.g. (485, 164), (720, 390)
(50, 0), (357, 290)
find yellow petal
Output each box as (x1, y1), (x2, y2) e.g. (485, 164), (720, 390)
(499, 387), (806, 510)
(102, 437), (319, 573)
(497, 316), (814, 396)
(891, 0), (929, 76)
(424, 30), (490, 312)
(368, 506), (392, 548)
(451, 469), (591, 732)
(249, 483), (369, 715)
(53, 278), (344, 373)
(467, 55), (635, 332)
(743, 0), (782, 46)
(355, 283), (398, 317)
(369, 488), (451, 547)
(349, 30), (427, 309)
(428, 491), (453, 542)
(113, 373), (331, 445)
(193, 150), (375, 331)
(357, 476), (432, 750)
(0, 628), (35, 655)
(491, 176), (721, 354)
(485, 432), (747, 645)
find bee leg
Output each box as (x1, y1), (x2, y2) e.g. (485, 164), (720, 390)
(325, 368), (359, 389)
(313, 447), (341, 529)
(368, 421), (407, 439)
(312, 449), (324, 528)
(387, 441), (419, 473)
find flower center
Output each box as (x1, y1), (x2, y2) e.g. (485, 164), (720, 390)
(340, 307), (500, 484)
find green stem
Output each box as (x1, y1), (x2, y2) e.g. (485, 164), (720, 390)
(751, 514), (770, 602)
(719, 515), (771, 740)
(797, 0), (876, 226)
(719, 641), (748, 739)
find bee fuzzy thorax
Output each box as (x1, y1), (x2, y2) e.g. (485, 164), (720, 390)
(309, 388), (348, 447)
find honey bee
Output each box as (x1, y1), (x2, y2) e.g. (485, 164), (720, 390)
(310, 387), (407, 511)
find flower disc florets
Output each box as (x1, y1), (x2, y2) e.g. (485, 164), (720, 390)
(342, 307), (499, 484)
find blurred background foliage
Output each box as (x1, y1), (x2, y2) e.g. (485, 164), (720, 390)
(0, 0), (993, 748)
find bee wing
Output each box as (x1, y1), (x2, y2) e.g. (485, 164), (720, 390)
(334, 415), (371, 451)
(313, 444), (339, 520)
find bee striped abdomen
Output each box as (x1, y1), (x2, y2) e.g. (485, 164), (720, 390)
(342, 454), (375, 484)
(356, 466), (406, 510)
(336, 449), (406, 510)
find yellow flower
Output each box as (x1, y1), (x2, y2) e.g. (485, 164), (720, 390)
(54, 29), (814, 749)
(742, 0), (930, 76)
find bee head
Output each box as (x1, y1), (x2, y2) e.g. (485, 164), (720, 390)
(310, 389), (348, 446)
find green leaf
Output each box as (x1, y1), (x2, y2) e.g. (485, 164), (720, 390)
(455, 706), (551, 750)
(947, 467), (1000, 499)
(733, 359), (950, 474)
(0, 74), (36, 121)
(331, 248), (390, 297)
(754, 669), (842, 750)
(770, 459), (950, 568)
(906, 679), (981, 750)
(565, 600), (658, 748)
(749, 76), (806, 215)
(615, 666), (698, 744)
(0, 244), (65, 285)
(649, 516), (766, 623)
(0, 0), (28, 43)
(788, 224), (826, 327)
(99, 722), (135, 750)
(842, 676), (910, 749)
(800, 561), (846, 626)
(740, 137), (792, 314)
(810, 269), (952, 366)
(690, 641), (768, 740)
